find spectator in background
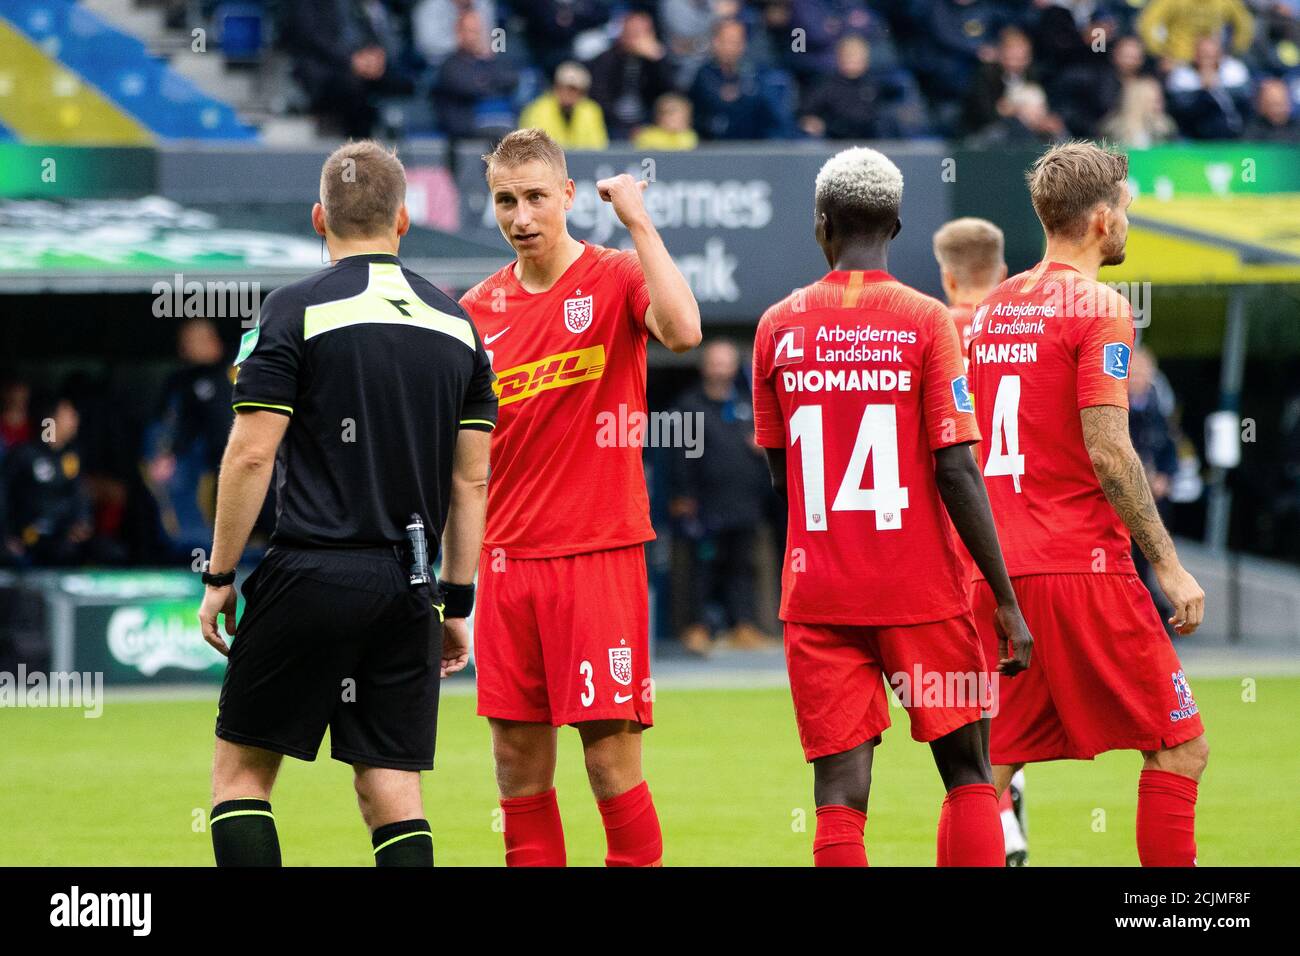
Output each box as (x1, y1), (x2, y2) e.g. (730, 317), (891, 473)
(798, 34), (890, 139)
(434, 9), (519, 138)
(0, 377), (31, 450)
(967, 83), (1067, 145)
(661, 0), (726, 87)
(690, 18), (787, 140)
(767, 0), (877, 82)
(669, 340), (776, 656)
(1100, 75), (1179, 147)
(1128, 347), (1180, 636)
(1245, 76), (1300, 140)
(3, 394), (94, 566)
(961, 25), (1037, 136)
(412, 0), (496, 68)
(633, 93), (700, 149)
(586, 10), (676, 140)
(1166, 34), (1251, 138)
(143, 319), (231, 560)
(1138, 0), (1254, 64)
(514, 0), (613, 76)
(519, 61), (609, 148)
(907, 0), (1019, 122)
(281, 0), (414, 138)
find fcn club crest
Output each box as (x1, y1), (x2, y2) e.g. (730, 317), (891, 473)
(608, 646), (633, 686)
(564, 294), (594, 334)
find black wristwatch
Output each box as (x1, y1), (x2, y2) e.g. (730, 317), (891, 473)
(201, 563), (237, 588)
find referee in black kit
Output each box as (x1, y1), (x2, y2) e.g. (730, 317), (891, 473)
(196, 141), (497, 867)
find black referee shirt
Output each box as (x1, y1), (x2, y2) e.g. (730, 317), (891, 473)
(232, 252), (498, 550)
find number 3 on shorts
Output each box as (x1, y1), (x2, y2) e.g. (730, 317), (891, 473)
(579, 659), (595, 707)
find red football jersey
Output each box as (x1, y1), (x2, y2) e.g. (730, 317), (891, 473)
(753, 270), (980, 625)
(459, 242), (655, 558)
(948, 303), (976, 365)
(967, 260), (1136, 577)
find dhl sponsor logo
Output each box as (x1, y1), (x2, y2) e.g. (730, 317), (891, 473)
(494, 345), (606, 406)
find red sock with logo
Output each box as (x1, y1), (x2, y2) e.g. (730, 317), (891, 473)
(596, 780), (663, 866)
(1137, 769), (1199, 866)
(813, 805), (868, 867)
(940, 783), (1003, 866)
(501, 788), (566, 867)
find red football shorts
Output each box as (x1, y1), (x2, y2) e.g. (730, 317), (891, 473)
(784, 613), (988, 761)
(971, 572), (1205, 764)
(474, 544), (653, 727)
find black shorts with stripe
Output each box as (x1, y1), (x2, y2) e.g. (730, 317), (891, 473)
(215, 545), (441, 771)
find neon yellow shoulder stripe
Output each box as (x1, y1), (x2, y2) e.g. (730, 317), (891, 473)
(304, 263), (475, 349)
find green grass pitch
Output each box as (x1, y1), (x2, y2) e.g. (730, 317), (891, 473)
(1, 677), (1296, 866)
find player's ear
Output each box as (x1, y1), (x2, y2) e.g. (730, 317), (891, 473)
(890, 218), (902, 240)
(997, 262), (1008, 282)
(564, 178), (576, 211)
(395, 203), (411, 237)
(311, 202), (327, 237)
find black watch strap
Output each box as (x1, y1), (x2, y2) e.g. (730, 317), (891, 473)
(202, 567), (237, 587)
(439, 581), (475, 618)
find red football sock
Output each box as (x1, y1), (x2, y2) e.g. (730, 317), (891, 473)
(596, 780), (663, 867)
(501, 788), (566, 867)
(1137, 769), (1199, 866)
(813, 805), (868, 867)
(940, 783), (1003, 867)
(936, 792), (952, 866)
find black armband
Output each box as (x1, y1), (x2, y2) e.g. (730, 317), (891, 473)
(439, 581), (475, 618)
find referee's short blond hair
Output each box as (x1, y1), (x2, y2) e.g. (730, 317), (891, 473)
(319, 140), (407, 239)
(933, 218), (1005, 289)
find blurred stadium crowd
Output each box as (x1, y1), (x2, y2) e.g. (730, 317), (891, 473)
(171, 0), (1300, 144)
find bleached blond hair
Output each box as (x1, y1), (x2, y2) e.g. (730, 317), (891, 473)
(814, 146), (904, 229)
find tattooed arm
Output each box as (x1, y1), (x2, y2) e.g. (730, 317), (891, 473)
(1080, 404), (1205, 634)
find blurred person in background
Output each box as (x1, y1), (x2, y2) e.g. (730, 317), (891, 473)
(1245, 76), (1300, 140)
(1138, 0), (1254, 64)
(587, 10), (676, 140)
(281, 0), (415, 138)
(1101, 75), (1180, 147)
(669, 340), (776, 656)
(143, 318), (232, 561)
(413, 0), (496, 69)
(434, 9), (519, 138)
(633, 93), (700, 149)
(798, 35), (889, 139)
(661, 0), (729, 87)
(765, 0), (878, 83)
(967, 83), (1067, 145)
(906, 0), (1020, 126)
(514, 0), (613, 76)
(519, 61), (610, 149)
(1128, 347), (1180, 636)
(0, 376), (31, 450)
(3, 394), (95, 566)
(962, 25), (1038, 136)
(1166, 34), (1251, 138)
(690, 18), (789, 140)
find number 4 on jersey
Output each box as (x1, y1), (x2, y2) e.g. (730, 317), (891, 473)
(984, 375), (1025, 492)
(789, 403), (909, 532)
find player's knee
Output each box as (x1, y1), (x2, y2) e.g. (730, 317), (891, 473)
(1169, 734), (1210, 778)
(492, 733), (555, 795)
(582, 745), (639, 799)
(813, 758), (872, 810)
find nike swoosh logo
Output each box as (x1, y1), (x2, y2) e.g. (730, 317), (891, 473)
(484, 328), (510, 345)
(614, 692), (632, 704)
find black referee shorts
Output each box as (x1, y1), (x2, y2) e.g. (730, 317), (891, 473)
(215, 545), (441, 771)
